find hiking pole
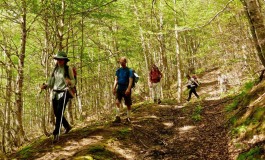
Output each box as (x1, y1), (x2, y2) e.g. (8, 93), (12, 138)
(57, 89), (68, 141)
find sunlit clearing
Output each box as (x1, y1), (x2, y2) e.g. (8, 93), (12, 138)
(37, 136), (103, 159)
(174, 105), (185, 109)
(248, 134), (265, 144)
(107, 141), (136, 160)
(139, 115), (158, 119)
(65, 136), (103, 151)
(178, 125), (196, 134)
(163, 122), (174, 128)
(78, 136), (103, 145)
(159, 105), (175, 108)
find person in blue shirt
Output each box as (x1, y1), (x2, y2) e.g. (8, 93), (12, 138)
(112, 57), (133, 123)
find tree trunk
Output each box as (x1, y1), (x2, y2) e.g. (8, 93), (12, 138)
(133, 0), (151, 98)
(41, 0), (51, 136)
(15, 0), (27, 146)
(4, 59), (12, 153)
(241, 0), (265, 67)
(158, 1), (169, 92)
(174, 0), (182, 103)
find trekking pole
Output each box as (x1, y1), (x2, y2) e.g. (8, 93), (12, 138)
(58, 89), (68, 140)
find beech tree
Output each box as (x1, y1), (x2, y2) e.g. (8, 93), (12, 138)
(241, 0), (265, 67)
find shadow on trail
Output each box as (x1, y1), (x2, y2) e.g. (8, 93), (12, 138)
(9, 97), (233, 160)
(130, 98), (233, 160)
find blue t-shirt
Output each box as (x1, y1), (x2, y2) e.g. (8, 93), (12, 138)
(116, 67), (133, 90)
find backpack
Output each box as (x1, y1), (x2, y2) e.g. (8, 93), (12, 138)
(192, 75), (199, 87)
(150, 70), (162, 83)
(64, 65), (77, 98)
(132, 69), (139, 88)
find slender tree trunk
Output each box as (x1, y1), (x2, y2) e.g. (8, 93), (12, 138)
(133, 1), (151, 98)
(174, 0), (182, 102)
(1, 48), (12, 153)
(41, 0), (50, 136)
(15, 0), (27, 145)
(5, 60), (12, 153)
(58, 0), (65, 51)
(158, 1), (168, 92)
(241, 0), (265, 67)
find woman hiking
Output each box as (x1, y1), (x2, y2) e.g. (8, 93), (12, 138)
(41, 51), (75, 142)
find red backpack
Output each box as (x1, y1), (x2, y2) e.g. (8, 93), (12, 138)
(150, 70), (161, 83)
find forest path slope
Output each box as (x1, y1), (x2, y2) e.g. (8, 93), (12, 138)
(10, 69), (234, 160)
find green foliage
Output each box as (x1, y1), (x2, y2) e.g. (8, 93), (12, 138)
(231, 125), (247, 136)
(229, 116), (238, 126)
(74, 156), (93, 160)
(243, 81), (255, 92)
(192, 105), (202, 121)
(86, 144), (116, 160)
(88, 144), (106, 153)
(225, 99), (239, 112)
(237, 146), (263, 160)
(160, 99), (178, 105)
(17, 146), (34, 159)
(225, 81), (254, 112)
(252, 107), (265, 123)
(116, 127), (131, 139)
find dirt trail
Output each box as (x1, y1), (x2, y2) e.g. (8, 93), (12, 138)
(10, 69), (233, 160)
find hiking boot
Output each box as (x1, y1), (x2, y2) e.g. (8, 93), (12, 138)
(53, 135), (59, 143)
(65, 126), (72, 134)
(113, 116), (121, 123)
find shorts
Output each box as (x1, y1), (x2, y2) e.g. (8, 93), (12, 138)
(116, 89), (132, 106)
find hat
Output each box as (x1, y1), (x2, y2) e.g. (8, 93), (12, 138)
(53, 51), (70, 62)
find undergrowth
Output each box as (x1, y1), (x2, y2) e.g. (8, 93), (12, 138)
(237, 146), (264, 160)
(192, 105), (202, 121)
(226, 81), (265, 159)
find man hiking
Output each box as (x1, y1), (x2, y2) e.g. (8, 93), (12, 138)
(186, 74), (200, 101)
(112, 57), (133, 123)
(41, 51), (75, 142)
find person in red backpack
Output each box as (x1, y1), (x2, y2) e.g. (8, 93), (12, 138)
(149, 64), (162, 104)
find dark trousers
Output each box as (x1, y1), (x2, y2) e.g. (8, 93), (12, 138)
(187, 87), (199, 101)
(52, 93), (71, 135)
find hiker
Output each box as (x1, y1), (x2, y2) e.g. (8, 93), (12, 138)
(41, 51), (75, 142)
(149, 64), (162, 104)
(112, 57), (133, 123)
(186, 74), (200, 101)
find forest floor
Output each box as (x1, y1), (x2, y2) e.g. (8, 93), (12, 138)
(9, 69), (236, 160)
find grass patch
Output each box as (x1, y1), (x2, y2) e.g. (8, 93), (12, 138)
(225, 81), (254, 113)
(116, 127), (131, 140)
(225, 99), (239, 112)
(252, 107), (265, 123)
(85, 144), (119, 160)
(237, 146), (263, 160)
(192, 105), (203, 121)
(160, 99), (178, 105)
(243, 81), (255, 92)
(231, 125), (247, 136)
(17, 145), (34, 159)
